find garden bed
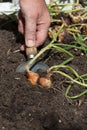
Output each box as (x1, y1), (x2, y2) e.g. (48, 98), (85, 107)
(0, 8), (87, 130)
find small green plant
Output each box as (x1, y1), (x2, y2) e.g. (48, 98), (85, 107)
(73, 33), (87, 56)
(1, 0), (87, 99)
(26, 1), (87, 99)
(26, 22), (87, 99)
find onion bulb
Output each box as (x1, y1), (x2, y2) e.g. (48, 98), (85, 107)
(39, 77), (52, 88)
(27, 71), (39, 86)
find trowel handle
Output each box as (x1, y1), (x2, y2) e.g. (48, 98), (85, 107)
(26, 47), (37, 59)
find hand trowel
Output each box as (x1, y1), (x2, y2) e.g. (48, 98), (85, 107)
(16, 46), (49, 73)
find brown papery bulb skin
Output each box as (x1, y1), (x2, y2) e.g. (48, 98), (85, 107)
(27, 71), (39, 86)
(39, 77), (52, 88)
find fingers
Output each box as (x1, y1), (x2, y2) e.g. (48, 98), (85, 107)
(18, 16), (50, 49)
(18, 11), (25, 34)
(35, 17), (50, 47)
(18, 19), (24, 34)
(18, 12), (37, 49)
(18, 0), (51, 49)
(20, 28), (48, 51)
(24, 16), (37, 47)
(36, 29), (48, 47)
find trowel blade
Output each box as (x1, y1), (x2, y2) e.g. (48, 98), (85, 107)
(16, 60), (49, 73)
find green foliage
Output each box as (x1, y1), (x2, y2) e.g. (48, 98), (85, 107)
(1, 0), (87, 99)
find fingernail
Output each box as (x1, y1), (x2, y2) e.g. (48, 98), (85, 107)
(26, 40), (35, 47)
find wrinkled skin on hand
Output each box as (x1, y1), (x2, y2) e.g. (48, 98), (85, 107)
(18, 0), (50, 50)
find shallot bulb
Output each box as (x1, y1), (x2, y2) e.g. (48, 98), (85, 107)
(27, 71), (39, 86)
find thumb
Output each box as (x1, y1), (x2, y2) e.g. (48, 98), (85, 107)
(24, 17), (36, 47)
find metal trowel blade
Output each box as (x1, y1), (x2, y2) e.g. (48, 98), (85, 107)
(16, 60), (49, 73)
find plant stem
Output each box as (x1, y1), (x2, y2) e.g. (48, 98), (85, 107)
(52, 70), (87, 87)
(26, 42), (53, 71)
(65, 85), (87, 99)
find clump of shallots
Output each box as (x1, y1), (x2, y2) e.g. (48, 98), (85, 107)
(26, 69), (52, 88)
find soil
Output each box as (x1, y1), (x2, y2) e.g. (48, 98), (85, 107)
(0, 16), (87, 130)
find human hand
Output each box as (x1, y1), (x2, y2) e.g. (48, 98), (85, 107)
(18, 0), (50, 50)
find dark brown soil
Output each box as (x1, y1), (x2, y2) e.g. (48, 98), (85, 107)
(0, 17), (87, 130)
